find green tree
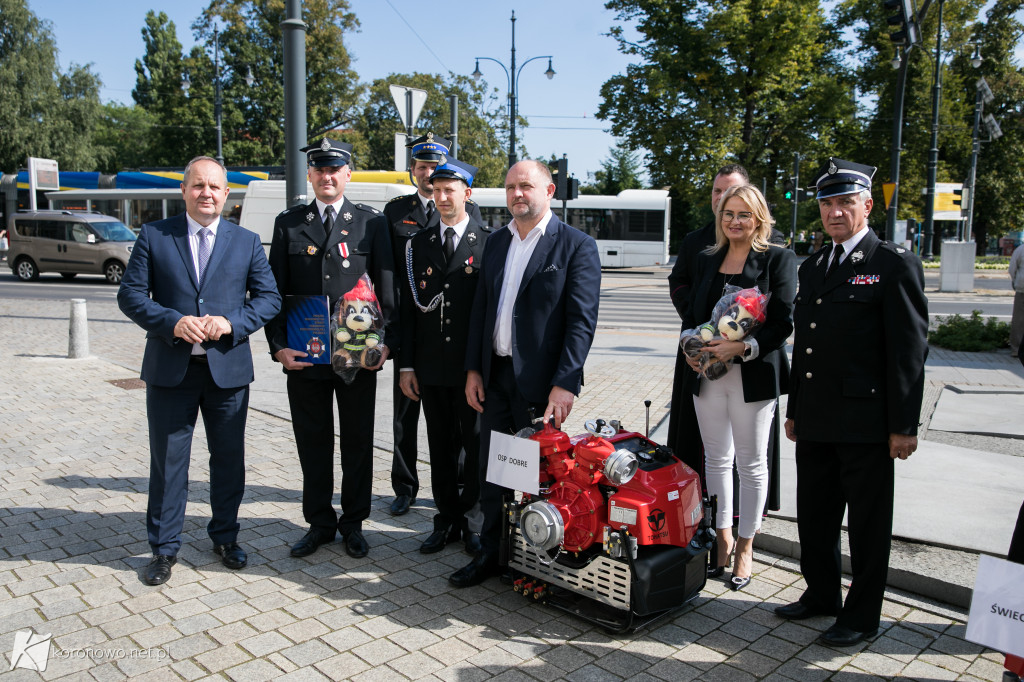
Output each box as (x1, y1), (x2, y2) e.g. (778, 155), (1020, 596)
(835, 0), (984, 238)
(0, 0), (103, 171)
(352, 72), (509, 187)
(598, 0), (858, 243)
(194, 0), (363, 165)
(132, 11), (215, 166)
(93, 103), (159, 172)
(585, 139), (644, 195)
(956, 0), (1024, 252)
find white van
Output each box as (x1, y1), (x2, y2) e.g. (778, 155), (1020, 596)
(239, 181), (417, 247)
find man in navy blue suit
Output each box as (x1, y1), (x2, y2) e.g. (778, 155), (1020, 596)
(118, 156), (281, 586)
(449, 159), (602, 588)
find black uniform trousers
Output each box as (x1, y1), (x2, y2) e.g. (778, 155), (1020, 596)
(795, 440), (894, 632)
(286, 366), (377, 535)
(420, 383), (480, 531)
(477, 354), (545, 558)
(391, 376), (420, 498)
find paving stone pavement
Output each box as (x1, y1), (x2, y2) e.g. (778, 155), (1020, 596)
(0, 297), (1010, 681)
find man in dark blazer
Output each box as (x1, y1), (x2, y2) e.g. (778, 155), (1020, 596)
(449, 159), (602, 588)
(384, 133), (483, 517)
(398, 159), (490, 554)
(118, 156), (281, 586)
(779, 158), (928, 648)
(265, 139), (397, 560)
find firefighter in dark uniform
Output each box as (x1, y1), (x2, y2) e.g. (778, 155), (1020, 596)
(384, 132), (483, 517)
(778, 158), (928, 648)
(398, 158), (489, 554)
(265, 138), (397, 560)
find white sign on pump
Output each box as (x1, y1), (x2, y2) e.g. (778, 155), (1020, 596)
(486, 430), (539, 494)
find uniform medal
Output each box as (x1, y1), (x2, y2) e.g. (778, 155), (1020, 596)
(339, 242), (350, 268)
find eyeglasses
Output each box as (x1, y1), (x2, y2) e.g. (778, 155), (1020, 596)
(721, 211), (753, 223)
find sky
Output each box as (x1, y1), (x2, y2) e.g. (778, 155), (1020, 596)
(28, 0), (639, 180)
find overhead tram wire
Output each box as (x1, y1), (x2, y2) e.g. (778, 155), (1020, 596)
(382, 0), (448, 72)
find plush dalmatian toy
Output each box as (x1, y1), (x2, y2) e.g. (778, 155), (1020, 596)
(331, 275), (383, 383)
(680, 287), (769, 380)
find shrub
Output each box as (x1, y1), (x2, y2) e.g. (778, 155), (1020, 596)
(929, 310), (1010, 351)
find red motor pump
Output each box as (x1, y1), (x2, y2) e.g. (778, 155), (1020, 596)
(507, 417), (714, 632)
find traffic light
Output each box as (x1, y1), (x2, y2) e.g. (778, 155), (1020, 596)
(554, 158), (568, 200)
(553, 157), (579, 201)
(885, 0), (920, 46)
(783, 180), (795, 202)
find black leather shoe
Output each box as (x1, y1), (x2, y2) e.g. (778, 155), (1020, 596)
(707, 565), (726, 579)
(449, 553), (498, 588)
(775, 601), (836, 620)
(290, 527), (335, 558)
(143, 555), (176, 586)
(463, 531), (482, 555)
(420, 527), (452, 554)
(343, 530), (369, 558)
(390, 494), (414, 516)
(818, 624), (878, 648)
(213, 542), (248, 570)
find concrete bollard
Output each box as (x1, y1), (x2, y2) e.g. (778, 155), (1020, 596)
(68, 298), (89, 359)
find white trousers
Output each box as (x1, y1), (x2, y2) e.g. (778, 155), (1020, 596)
(692, 364), (776, 538)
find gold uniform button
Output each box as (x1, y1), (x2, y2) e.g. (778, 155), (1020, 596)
(805, 372), (813, 379)
(445, 337), (451, 342)
(324, 275), (330, 280)
(805, 348), (813, 354)
(444, 283), (450, 289)
(445, 319), (451, 324)
(810, 322), (817, 329)
(816, 298), (822, 304)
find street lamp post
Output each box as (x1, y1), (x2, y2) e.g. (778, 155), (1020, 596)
(472, 10), (554, 168)
(181, 26), (254, 165)
(965, 76), (994, 245)
(921, 0), (945, 259)
(886, 43), (913, 244)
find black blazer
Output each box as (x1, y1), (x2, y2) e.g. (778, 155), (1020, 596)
(681, 243), (797, 403)
(265, 197), (397, 360)
(399, 216), (490, 387)
(786, 228), (928, 442)
(465, 214), (601, 404)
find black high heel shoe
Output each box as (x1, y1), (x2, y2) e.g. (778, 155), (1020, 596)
(707, 537), (734, 579)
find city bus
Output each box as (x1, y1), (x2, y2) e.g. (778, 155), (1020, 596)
(39, 179), (671, 268)
(469, 188), (670, 267)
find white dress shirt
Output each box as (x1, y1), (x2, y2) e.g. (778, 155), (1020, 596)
(493, 211), (552, 356)
(185, 213), (220, 355)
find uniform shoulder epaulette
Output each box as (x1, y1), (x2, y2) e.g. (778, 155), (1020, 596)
(467, 198), (478, 205)
(879, 240), (913, 258)
(354, 202), (381, 215)
(479, 223), (494, 233)
(279, 203), (306, 216)
(387, 194), (411, 204)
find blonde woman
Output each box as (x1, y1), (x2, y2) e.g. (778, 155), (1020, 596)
(680, 184), (796, 590)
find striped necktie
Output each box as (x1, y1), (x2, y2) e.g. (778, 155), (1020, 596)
(197, 227), (212, 286)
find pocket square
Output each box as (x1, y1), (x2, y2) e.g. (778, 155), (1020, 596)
(542, 264), (559, 273)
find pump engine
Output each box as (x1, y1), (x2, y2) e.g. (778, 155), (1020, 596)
(504, 418), (714, 632)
